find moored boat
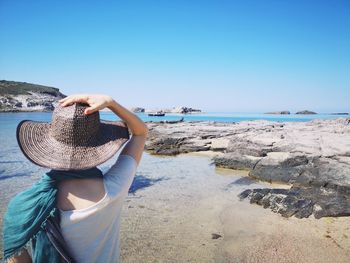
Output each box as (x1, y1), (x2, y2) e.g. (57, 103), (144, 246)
(148, 111), (165, 116)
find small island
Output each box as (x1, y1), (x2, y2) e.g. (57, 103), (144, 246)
(0, 80), (65, 112)
(295, 110), (317, 115)
(130, 107), (145, 113)
(331, 112), (349, 115)
(265, 111), (290, 115)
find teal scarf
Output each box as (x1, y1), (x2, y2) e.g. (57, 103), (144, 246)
(3, 168), (103, 262)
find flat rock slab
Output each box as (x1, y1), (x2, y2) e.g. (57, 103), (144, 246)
(146, 119), (350, 190)
(213, 153), (261, 170)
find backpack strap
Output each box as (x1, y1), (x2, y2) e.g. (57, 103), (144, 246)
(44, 217), (76, 263)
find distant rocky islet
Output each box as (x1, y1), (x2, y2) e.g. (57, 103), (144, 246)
(265, 111), (291, 115)
(265, 110), (318, 115)
(265, 110), (348, 115)
(265, 110), (319, 115)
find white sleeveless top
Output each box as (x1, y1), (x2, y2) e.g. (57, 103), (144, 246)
(59, 154), (138, 263)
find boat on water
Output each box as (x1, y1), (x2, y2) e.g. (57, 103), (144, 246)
(148, 111), (165, 116)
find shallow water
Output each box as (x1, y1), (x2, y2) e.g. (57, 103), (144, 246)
(0, 147), (263, 261)
(120, 153), (350, 262)
(0, 110), (263, 259)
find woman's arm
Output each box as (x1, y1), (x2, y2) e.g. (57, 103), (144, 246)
(107, 100), (148, 164)
(107, 99), (148, 136)
(59, 94), (148, 164)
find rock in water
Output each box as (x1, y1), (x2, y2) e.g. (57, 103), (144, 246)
(213, 153), (261, 170)
(249, 152), (309, 184)
(0, 80), (65, 112)
(265, 111), (290, 115)
(171, 106), (201, 114)
(238, 187), (350, 219)
(295, 110), (317, 114)
(330, 112), (349, 115)
(211, 233), (222, 239)
(131, 107), (145, 113)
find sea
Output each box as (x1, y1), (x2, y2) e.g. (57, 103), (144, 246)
(1, 111), (349, 180)
(1, 110), (349, 183)
(0, 111), (349, 259)
(0, 111), (348, 183)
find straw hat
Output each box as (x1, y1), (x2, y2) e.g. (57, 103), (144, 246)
(16, 103), (130, 170)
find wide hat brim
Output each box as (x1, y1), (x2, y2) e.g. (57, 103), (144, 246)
(17, 119), (130, 170)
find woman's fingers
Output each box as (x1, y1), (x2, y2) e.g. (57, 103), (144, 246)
(58, 96), (68, 102)
(59, 95), (111, 113)
(84, 105), (99, 115)
(60, 95), (89, 107)
(60, 98), (75, 107)
(59, 95), (75, 106)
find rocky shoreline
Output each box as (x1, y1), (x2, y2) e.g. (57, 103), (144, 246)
(145, 118), (350, 218)
(0, 80), (65, 112)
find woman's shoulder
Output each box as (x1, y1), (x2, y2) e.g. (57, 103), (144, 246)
(103, 154), (138, 197)
(57, 178), (107, 212)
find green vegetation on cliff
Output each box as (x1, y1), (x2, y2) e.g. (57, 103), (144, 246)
(0, 80), (65, 112)
(0, 80), (64, 97)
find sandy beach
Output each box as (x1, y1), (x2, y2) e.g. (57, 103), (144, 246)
(119, 152), (350, 263)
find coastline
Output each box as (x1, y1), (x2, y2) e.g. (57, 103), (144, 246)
(145, 118), (350, 219)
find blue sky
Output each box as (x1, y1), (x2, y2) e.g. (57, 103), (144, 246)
(0, 0), (349, 112)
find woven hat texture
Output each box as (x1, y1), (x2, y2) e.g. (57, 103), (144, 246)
(16, 103), (130, 170)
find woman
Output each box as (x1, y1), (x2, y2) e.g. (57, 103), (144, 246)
(3, 94), (148, 263)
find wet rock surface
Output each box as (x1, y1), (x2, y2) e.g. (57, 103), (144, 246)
(145, 118), (350, 218)
(238, 187), (350, 219)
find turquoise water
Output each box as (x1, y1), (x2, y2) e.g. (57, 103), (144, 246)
(1, 111), (348, 181)
(1, 111), (348, 126)
(4, 110), (347, 191)
(127, 112), (349, 123)
(0, 110), (348, 193)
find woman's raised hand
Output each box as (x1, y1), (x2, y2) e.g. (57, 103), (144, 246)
(59, 94), (113, 115)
